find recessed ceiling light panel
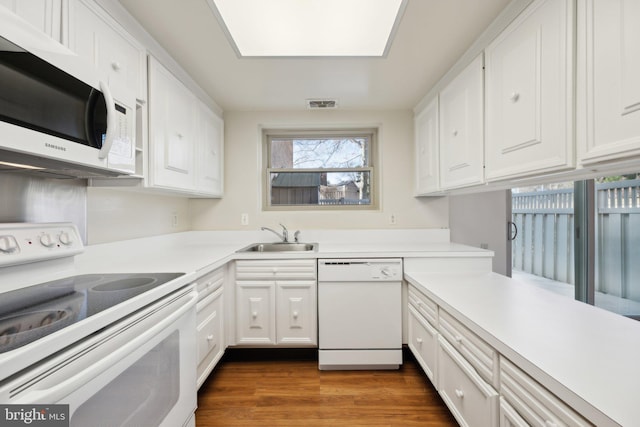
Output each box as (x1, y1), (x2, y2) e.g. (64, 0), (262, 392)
(208, 0), (407, 57)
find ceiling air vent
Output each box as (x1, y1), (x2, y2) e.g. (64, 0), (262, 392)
(306, 99), (338, 109)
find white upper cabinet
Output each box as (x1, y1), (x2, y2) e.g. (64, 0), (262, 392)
(148, 56), (197, 192)
(439, 54), (484, 189)
(485, 0), (574, 181)
(0, 0), (63, 42)
(579, 0), (640, 165)
(415, 97), (440, 195)
(148, 57), (224, 197)
(195, 100), (224, 197)
(68, 0), (146, 104)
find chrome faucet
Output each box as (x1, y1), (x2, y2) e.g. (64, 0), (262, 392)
(261, 223), (289, 242)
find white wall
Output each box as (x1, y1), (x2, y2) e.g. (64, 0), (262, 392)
(87, 188), (190, 244)
(190, 110), (449, 231)
(449, 190), (510, 275)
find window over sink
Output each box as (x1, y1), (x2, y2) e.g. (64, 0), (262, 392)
(262, 128), (378, 210)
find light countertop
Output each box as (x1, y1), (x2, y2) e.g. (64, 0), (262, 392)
(74, 229), (492, 276)
(404, 270), (640, 427)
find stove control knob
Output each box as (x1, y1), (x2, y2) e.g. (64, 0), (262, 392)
(39, 233), (56, 248)
(58, 231), (74, 246)
(0, 235), (19, 254)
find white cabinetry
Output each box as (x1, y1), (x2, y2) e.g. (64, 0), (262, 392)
(196, 268), (225, 388)
(235, 260), (316, 346)
(0, 0), (63, 42)
(579, 0), (640, 165)
(195, 99), (224, 197)
(485, 0), (574, 181)
(500, 357), (591, 426)
(414, 97), (440, 195)
(438, 336), (499, 427)
(407, 285), (439, 384)
(499, 397), (528, 427)
(68, 0), (143, 176)
(148, 57), (224, 197)
(68, 0), (145, 104)
(439, 54), (484, 189)
(439, 309), (499, 389)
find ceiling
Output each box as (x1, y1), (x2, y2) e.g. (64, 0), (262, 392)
(117, 0), (511, 112)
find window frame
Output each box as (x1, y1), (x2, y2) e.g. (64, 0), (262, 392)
(262, 128), (380, 211)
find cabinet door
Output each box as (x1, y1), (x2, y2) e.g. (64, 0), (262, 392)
(415, 97), (440, 195)
(148, 57), (196, 191)
(196, 287), (224, 388)
(235, 281), (276, 345)
(580, 0), (640, 164)
(195, 100), (224, 197)
(408, 306), (438, 386)
(0, 0), (62, 42)
(485, 0), (574, 181)
(439, 54), (484, 189)
(68, 0), (144, 104)
(276, 280), (317, 346)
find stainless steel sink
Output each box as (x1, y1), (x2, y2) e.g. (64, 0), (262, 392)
(237, 242), (318, 253)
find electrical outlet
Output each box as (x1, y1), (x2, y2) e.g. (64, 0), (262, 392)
(171, 212), (178, 228)
(389, 214), (397, 225)
(480, 243), (489, 249)
(241, 213), (249, 226)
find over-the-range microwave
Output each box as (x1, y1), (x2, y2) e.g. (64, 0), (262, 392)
(0, 8), (135, 178)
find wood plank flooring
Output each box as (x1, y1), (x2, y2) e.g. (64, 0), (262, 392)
(196, 350), (458, 427)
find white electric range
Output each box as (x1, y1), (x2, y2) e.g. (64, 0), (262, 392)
(0, 223), (197, 427)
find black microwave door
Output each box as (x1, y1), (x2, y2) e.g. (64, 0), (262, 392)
(0, 35), (106, 149)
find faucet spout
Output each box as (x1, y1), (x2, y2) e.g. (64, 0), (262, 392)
(260, 224), (290, 243)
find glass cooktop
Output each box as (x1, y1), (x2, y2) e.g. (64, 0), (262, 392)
(0, 272), (184, 353)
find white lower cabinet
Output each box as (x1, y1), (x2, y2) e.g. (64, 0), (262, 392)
(499, 397), (528, 427)
(500, 357), (592, 427)
(235, 260), (316, 347)
(236, 281), (276, 345)
(407, 285), (439, 384)
(438, 336), (499, 427)
(195, 268), (225, 388)
(439, 309), (499, 389)
(407, 305), (438, 385)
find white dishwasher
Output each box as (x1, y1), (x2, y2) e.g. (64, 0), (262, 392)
(318, 258), (403, 370)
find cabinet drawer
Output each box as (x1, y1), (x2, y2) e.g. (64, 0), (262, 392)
(196, 267), (224, 299)
(500, 397), (528, 427)
(408, 305), (438, 385)
(408, 285), (438, 328)
(500, 357), (592, 427)
(439, 309), (498, 388)
(438, 336), (499, 427)
(236, 259), (316, 281)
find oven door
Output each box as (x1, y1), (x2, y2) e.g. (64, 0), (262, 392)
(5, 285), (197, 427)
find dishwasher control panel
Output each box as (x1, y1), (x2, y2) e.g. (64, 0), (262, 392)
(318, 259), (403, 282)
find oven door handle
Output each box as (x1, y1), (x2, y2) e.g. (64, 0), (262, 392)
(13, 288), (197, 404)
